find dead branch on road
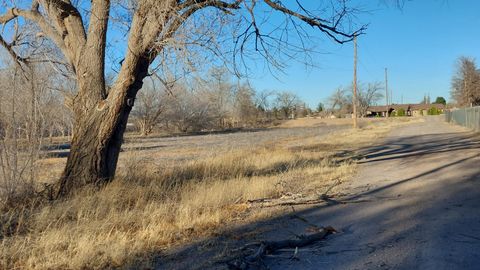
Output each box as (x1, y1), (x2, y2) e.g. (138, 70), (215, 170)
(247, 192), (343, 208)
(227, 226), (337, 270)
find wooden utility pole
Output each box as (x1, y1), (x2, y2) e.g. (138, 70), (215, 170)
(352, 35), (358, 128)
(385, 67), (389, 117)
(391, 88), (393, 105)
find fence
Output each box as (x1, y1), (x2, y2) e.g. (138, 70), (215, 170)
(445, 106), (480, 132)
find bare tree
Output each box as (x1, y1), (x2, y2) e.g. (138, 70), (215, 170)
(165, 84), (216, 132)
(357, 82), (384, 117)
(254, 89), (274, 122)
(275, 91), (301, 119)
(255, 90), (274, 111)
(328, 83), (382, 118)
(131, 84), (167, 136)
(328, 87), (349, 112)
(451, 56), (480, 107)
(206, 67), (235, 128)
(0, 1), (365, 196)
(233, 82), (257, 126)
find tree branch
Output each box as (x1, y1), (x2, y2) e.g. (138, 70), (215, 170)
(86, 0), (110, 59)
(39, 0), (87, 69)
(0, 34), (28, 68)
(0, 7), (70, 67)
(81, 0), (111, 97)
(263, 0), (366, 44)
(149, 0), (242, 59)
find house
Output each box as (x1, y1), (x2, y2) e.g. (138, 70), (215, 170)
(409, 103), (446, 116)
(366, 103), (446, 117)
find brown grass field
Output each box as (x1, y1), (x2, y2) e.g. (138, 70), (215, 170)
(0, 117), (421, 269)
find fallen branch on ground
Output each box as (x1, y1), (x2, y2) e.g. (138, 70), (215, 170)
(227, 226), (337, 270)
(246, 192), (373, 208)
(246, 177), (344, 208)
(247, 193), (342, 208)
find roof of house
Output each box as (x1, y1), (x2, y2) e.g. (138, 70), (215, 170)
(367, 103), (445, 113)
(410, 103), (446, 110)
(367, 105), (389, 113)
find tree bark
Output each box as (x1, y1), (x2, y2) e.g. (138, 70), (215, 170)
(56, 56), (150, 197)
(55, 0), (157, 197)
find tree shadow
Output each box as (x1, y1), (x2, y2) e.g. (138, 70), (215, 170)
(356, 131), (480, 164)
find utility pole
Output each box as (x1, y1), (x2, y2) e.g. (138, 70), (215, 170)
(385, 68), (389, 117)
(352, 35), (358, 128)
(390, 88), (393, 105)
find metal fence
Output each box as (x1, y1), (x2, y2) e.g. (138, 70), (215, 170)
(445, 106), (480, 132)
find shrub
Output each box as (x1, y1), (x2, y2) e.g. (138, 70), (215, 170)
(427, 107), (440, 115)
(396, 108), (406, 117)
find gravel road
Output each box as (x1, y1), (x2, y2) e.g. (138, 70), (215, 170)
(266, 117), (480, 270)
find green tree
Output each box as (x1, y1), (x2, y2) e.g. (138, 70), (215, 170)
(434, 96), (446, 105)
(317, 102), (324, 113)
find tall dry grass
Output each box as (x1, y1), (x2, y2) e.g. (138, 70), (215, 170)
(0, 118), (417, 269)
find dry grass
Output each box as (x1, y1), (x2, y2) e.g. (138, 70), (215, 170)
(0, 118), (419, 269)
(276, 116), (386, 128)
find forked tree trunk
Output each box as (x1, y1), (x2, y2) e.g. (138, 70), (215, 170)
(56, 57), (149, 197)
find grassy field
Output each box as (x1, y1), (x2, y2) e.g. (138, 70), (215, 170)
(0, 117), (420, 269)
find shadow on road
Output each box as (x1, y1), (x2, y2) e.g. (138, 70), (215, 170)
(357, 131), (480, 164)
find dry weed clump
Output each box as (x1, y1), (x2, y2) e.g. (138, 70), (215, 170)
(0, 119), (412, 269)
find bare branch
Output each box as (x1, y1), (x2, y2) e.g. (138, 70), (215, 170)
(0, 34), (28, 69)
(263, 0), (366, 43)
(0, 6), (68, 65)
(38, 0), (87, 68)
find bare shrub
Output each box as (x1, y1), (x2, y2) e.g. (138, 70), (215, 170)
(0, 62), (70, 206)
(0, 69), (40, 206)
(131, 84), (168, 136)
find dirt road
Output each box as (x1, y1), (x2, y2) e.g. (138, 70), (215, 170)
(266, 117), (480, 270)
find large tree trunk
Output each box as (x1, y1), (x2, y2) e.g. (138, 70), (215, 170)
(56, 56), (150, 197)
(57, 108), (127, 196)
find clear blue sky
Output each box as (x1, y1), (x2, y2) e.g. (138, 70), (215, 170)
(1, 1), (478, 108)
(249, 1), (480, 107)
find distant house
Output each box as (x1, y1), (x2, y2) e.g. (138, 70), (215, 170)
(366, 103), (446, 117)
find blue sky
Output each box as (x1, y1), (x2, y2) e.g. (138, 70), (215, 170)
(248, 1), (480, 107)
(1, 1), (478, 108)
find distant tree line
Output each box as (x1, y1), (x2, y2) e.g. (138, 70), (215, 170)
(131, 68), (312, 135)
(0, 64), (313, 139)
